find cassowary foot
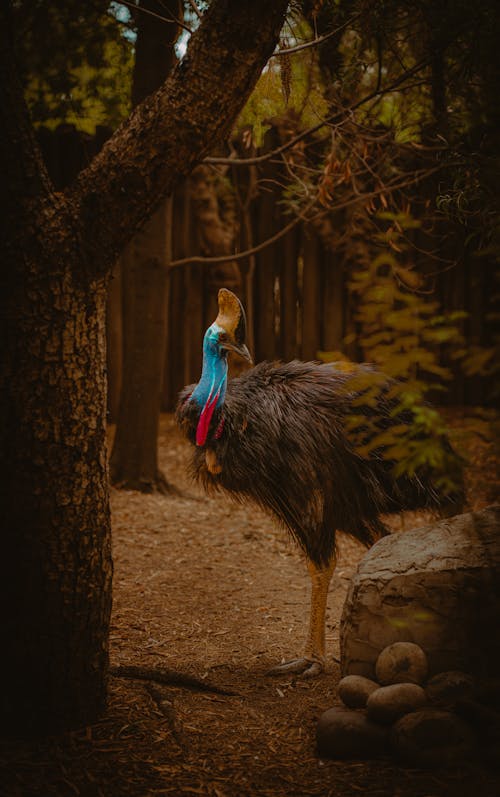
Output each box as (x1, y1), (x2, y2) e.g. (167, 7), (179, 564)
(266, 656), (324, 679)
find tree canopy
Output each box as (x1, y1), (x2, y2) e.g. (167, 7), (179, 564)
(12, 0), (133, 130)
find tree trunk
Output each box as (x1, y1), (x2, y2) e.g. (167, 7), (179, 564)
(0, 11), (111, 734)
(110, 200), (172, 493)
(280, 223), (300, 361)
(301, 228), (321, 361)
(254, 126), (282, 361)
(1, 0), (288, 735)
(1, 199), (112, 734)
(109, 0), (180, 491)
(106, 260), (123, 423)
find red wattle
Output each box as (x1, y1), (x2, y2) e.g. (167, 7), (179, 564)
(214, 417), (225, 440)
(196, 390), (220, 446)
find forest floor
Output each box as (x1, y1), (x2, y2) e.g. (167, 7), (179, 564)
(1, 410), (500, 797)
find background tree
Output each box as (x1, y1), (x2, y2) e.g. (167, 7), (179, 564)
(109, 0), (182, 493)
(0, 0), (289, 735)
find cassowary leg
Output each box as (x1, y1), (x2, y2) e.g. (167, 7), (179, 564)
(268, 556), (335, 678)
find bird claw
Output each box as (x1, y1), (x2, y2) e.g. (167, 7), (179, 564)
(266, 657), (324, 679)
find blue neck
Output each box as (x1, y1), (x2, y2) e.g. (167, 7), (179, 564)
(191, 330), (228, 411)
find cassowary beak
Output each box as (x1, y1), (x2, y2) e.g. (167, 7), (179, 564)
(220, 339), (253, 364)
(216, 288), (253, 364)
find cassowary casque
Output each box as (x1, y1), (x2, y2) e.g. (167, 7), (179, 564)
(176, 289), (463, 677)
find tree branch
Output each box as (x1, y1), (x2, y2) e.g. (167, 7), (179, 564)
(169, 197), (317, 269)
(111, 664), (238, 695)
(114, 0), (193, 34)
(66, 0), (289, 279)
(187, 0), (203, 20)
(270, 14), (361, 58)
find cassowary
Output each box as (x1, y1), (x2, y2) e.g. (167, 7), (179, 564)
(176, 289), (463, 677)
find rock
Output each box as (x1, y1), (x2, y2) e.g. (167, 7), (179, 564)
(390, 708), (477, 768)
(340, 506), (500, 680)
(338, 675), (379, 708)
(317, 707), (388, 760)
(367, 683), (427, 724)
(426, 671), (476, 707)
(375, 642), (428, 685)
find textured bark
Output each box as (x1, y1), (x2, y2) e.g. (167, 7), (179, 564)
(340, 506), (500, 682)
(106, 261), (123, 422)
(0, 195), (112, 733)
(0, 0), (288, 734)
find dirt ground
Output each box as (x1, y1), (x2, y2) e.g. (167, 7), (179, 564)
(1, 410), (500, 797)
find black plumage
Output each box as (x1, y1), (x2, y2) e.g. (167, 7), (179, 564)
(177, 359), (462, 567)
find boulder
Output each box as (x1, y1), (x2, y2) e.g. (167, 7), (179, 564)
(338, 675), (379, 708)
(367, 683), (427, 724)
(390, 709), (477, 768)
(426, 671), (476, 707)
(375, 642), (428, 685)
(316, 707), (388, 760)
(340, 506), (500, 680)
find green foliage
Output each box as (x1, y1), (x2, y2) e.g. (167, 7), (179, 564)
(14, 0), (133, 131)
(235, 18), (329, 147)
(320, 211), (469, 494)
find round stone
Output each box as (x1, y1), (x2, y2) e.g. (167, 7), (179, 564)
(317, 707), (388, 760)
(390, 708), (476, 768)
(367, 683), (427, 724)
(338, 675), (380, 709)
(375, 642), (428, 686)
(426, 671), (476, 707)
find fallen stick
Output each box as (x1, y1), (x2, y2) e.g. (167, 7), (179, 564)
(110, 664), (239, 696)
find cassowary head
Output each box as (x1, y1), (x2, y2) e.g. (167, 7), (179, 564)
(208, 288), (252, 364)
(191, 290), (252, 446)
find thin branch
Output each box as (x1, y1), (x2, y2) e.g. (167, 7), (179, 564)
(204, 57), (432, 168)
(280, 152), (312, 199)
(169, 163), (445, 272)
(307, 165), (444, 219)
(114, 0), (193, 34)
(271, 13), (360, 58)
(168, 197), (317, 269)
(107, 9), (136, 33)
(187, 0), (202, 20)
